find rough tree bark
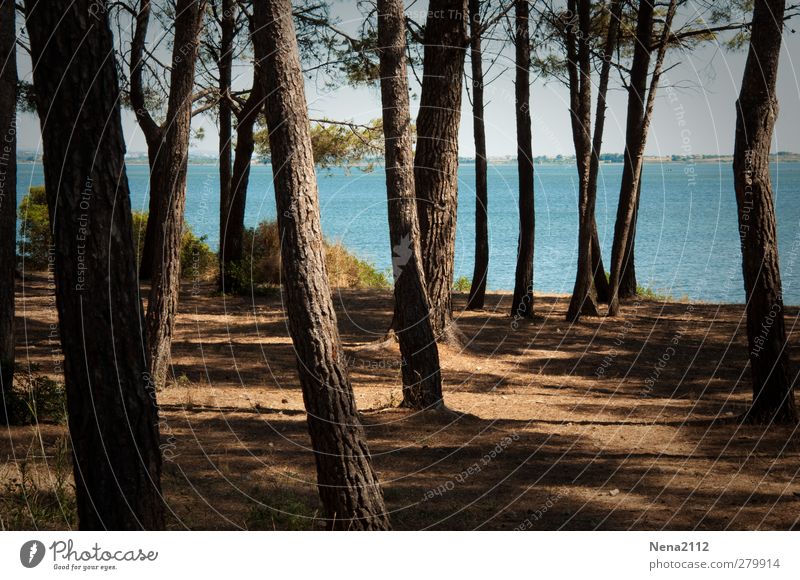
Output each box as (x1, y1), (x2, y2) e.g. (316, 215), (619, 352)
(466, 0), (489, 311)
(414, 0), (469, 343)
(608, 0), (676, 315)
(608, 0), (652, 310)
(131, 0), (206, 285)
(220, 68), (265, 291)
(733, 0), (797, 424)
(145, 0), (205, 390)
(217, 0), (234, 289)
(25, 0), (164, 529)
(378, 0), (444, 410)
(565, 0), (598, 321)
(0, 0), (16, 423)
(586, 0), (623, 304)
(253, 0), (391, 529)
(511, 0), (535, 320)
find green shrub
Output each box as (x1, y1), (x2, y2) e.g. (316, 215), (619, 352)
(637, 285), (670, 301)
(1, 435), (77, 530)
(227, 220), (389, 294)
(131, 211), (217, 281)
(453, 275), (471, 292)
(17, 186), (52, 270)
(16, 189), (217, 280)
(181, 230), (217, 281)
(5, 374), (68, 425)
(245, 486), (319, 531)
(131, 210), (148, 261)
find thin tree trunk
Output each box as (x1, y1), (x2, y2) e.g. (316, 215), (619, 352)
(733, 0), (797, 424)
(586, 0), (622, 305)
(609, 0), (676, 315)
(619, 183), (640, 298)
(414, 0), (468, 343)
(566, 0), (598, 322)
(145, 0), (205, 390)
(591, 225), (610, 302)
(379, 0), (444, 411)
(25, 0), (164, 529)
(220, 70), (264, 291)
(130, 0), (162, 280)
(139, 150), (164, 279)
(511, 0), (535, 320)
(0, 0), (16, 423)
(466, 0), (489, 311)
(217, 0), (234, 290)
(253, 0), (391, 529)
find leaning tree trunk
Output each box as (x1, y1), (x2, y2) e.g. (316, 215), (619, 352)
(511, 0), (535, 320)
(733, 0), (797, 424)
(414, 0), (468, 343)
(378, 0), (444, 410)
(619, 183), (640, 298)
(129, 0), (161, 280)
(145, 0), (205, 390)
(253, 0), (391, 529)
(138, 151), (163, 280)
(220, 70), (265, 291)
(585, 0), (622, 305)
(0, 0), (16, 423)
(466, 0), (489, 311)
(609, 0), (651, 310)
(217, 0), (234, 290)
(566, 0), (599, 322)
(609, 0), (675, 315)
(25, 0), (164, 529)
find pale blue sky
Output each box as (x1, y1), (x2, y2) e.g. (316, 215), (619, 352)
(14, 1), (800, 157)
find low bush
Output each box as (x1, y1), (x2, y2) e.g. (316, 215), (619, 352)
(17, 186), (51, 270)
(226, 220), (389, 294)
(5, 374), (68, 425)
(453, 275), (471, 292)
(131, 211), (217, 281)
(16, 188), (216, 280)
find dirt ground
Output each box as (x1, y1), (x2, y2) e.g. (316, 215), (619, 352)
(2, 272), (799, 530)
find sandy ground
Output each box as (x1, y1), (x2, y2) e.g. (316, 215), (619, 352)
(2, 272), (799, 530)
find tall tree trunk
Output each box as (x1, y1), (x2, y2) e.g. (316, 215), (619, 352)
(511, 0), (535, 320)
(217, 0), (234, 290)
(145, 0), (205, 390)
(129, 0), (162, 280)
(566, 0), (598, 322)
(733, 0), (797, 424)
(609, 0), (676, 315)
(253, 0), (391, 529)
(414, 0), (468, 343)
(586, 0), (622, 305)
(25, 0), (164, 529)
(378, 0), (444, 410)
(220, 70), (264, 291)
(466, 0), (489, 311)
(0, 0), (15, 423)
(609, 0), (651, 310)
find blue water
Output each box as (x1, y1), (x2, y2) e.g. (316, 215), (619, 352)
(15, 160), (800, 304)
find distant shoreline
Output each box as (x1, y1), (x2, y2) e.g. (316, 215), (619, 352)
(16, 155), (800, 167)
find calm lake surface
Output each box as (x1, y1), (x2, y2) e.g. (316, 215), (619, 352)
(16, 160), (800, 304)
